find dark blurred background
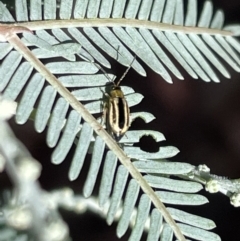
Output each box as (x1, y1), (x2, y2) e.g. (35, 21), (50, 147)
(2, 0), (240, 240)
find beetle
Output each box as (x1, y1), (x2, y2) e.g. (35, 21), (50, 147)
(102, 56), (136, 141)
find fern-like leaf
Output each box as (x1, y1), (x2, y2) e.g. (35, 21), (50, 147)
(1, 0), (240, 83)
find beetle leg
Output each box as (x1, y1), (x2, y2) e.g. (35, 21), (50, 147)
(101, 102), (108, 127)
(96, 101), (107, 133)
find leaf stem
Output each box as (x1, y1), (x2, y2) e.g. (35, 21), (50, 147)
(2, 18), (232, 36)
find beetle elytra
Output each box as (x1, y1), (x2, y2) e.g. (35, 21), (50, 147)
(102, 56), (136, 141)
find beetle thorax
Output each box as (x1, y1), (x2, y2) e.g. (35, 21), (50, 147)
(110, 86), (124, 98)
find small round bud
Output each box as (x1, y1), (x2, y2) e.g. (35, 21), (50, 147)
(205, 180), (220, 193)
(198, 164), (210, 173)
(7, 207), (32, 230)
(230, 193), (240, 207)
(17, 158), (42, 181)
(45, 221), (69, 241)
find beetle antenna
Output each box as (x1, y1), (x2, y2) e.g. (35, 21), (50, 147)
(80, 53), (113, 83)
(94, 62), (113, 83)
(116, 55), (136, 86)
